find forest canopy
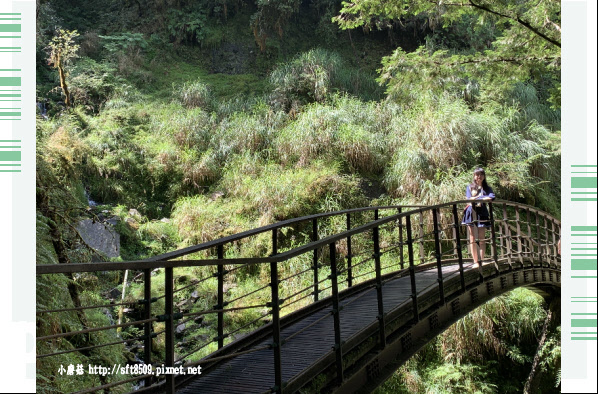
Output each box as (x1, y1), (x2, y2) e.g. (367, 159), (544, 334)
(334, 0), (561, 108)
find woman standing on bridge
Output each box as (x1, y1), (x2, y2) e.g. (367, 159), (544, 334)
(462, 167), (495, 267)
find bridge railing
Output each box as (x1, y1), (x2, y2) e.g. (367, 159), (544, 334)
(36, 201), (560, 393)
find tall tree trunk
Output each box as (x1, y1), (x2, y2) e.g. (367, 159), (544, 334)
(57, 59), (71, 108)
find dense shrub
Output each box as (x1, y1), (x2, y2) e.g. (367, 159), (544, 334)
(269, 49), (383, 109)
(69, 58), (124, 111)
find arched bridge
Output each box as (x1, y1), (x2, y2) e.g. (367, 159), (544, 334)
(36, 200), (561, 393)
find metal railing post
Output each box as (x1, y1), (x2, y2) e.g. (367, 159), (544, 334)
(556, 221), (561, 269)
(497, 208), (505, 258)
(143, 268), (153, 388)
(217, 244), (224, 349)
(312, 218), (319, 302)
(488, 203), (499, 270)
(271, 229), (283, 393)
(526, 208), (533, 264)
(418, 211), (425, 265)
(501, 204), (513, 268)
(544, 215), (550, 267)
(373, 224), (386, 348)
(164, 267), (175, 394)
(346, 213), (353, 288)
(452, 204), (466, 293)
(535, 211), (543, 267)
(405, 215), (419, 322)
(398, 207), (405, 269)
(472, 208), (483, 278)
(432, 208), (445, 305)
(551, 219), (558, 267)
(515, 207), (524, 266)
(329, 242), (344, 385)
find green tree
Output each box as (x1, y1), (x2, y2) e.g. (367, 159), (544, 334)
(334, 0), (561, 108)
(251, 0), (301, 51)
(46, 29), (80, 108)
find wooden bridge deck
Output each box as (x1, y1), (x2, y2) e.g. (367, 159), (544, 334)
(178, 264), (467, 393)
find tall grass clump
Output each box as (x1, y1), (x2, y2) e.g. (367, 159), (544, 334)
(212, 111), (275, 158)
(274, 97), (390, 174)
(170, 155), (366, 259)
(174, 79), (213, 109)
(269, 48), (383, 109)
(270, 48), (341, 108)
(214, 95), (272, 118)
(336, 124), (385, 173)
(334, 67), (385, 101)
(508, 82), (561, 131)
(171, 195), (252, 245)
(219, 156), (365, 222)
(167, 109), (213, 150)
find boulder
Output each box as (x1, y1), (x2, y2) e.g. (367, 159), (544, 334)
(124, 217), (139, 230)
(106, 216), (120, 226)
(128, 208), (142, 218)
(77, 219), (120, 258)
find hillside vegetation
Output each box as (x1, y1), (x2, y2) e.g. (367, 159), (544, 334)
(36, 0), (561, 392)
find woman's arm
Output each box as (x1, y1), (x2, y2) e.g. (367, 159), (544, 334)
(481, 186), (496, 200)
(465, 186), (473, 207)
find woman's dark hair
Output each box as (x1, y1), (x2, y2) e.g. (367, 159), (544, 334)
(470, 167), (490, 190)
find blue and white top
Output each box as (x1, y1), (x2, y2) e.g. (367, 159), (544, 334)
(462, 184), (495, 227)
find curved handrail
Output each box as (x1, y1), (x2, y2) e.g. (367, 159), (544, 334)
(36, 204), (423, 273)
(145, 205), (424, 261)
(36, 200), (559, 274)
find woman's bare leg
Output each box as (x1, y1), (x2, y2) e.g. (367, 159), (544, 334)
(468, 226), (479, 266)
(478, 228), (486, 261)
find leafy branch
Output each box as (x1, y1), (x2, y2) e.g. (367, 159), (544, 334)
(466, 0), (560, 48)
